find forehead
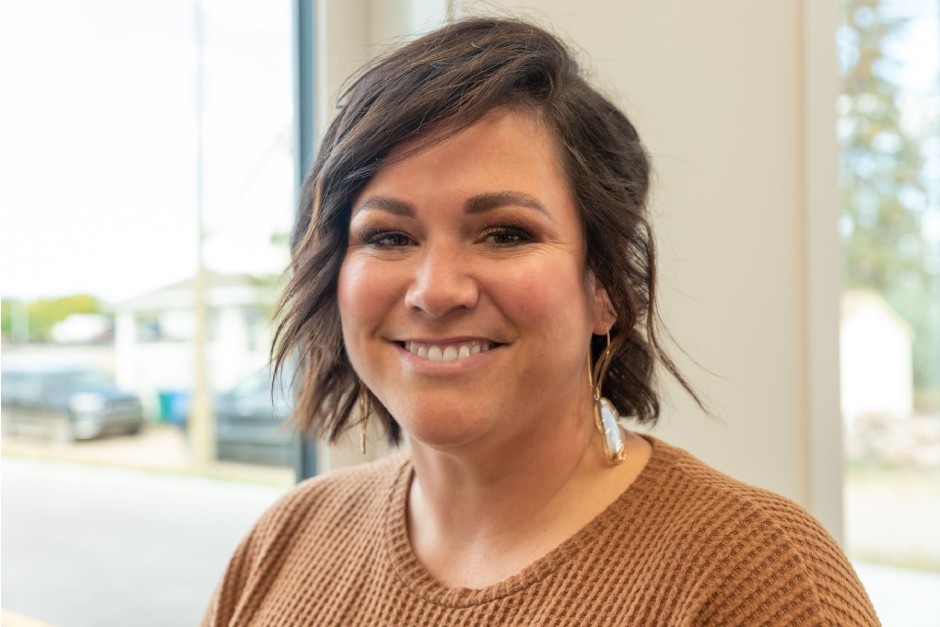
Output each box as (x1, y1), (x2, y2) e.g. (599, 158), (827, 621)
(353, 109), (575, 214)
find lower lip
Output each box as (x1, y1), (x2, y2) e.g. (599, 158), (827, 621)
(396, 343), (499, 376)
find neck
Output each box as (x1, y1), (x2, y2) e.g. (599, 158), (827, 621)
(408, 401), (598, 539)
(404, 393), (651, 589)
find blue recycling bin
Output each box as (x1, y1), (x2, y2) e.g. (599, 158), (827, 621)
(157, 390), (191, 428)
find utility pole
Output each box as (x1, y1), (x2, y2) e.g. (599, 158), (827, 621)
(189, 0), (214, 466)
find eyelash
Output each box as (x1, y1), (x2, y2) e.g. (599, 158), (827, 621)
(361, 229), (412, 248)
(479, 224), (535, 246)
(358, 224), (536, 249)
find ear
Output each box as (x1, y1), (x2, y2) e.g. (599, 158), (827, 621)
(588, 272), (616, 335)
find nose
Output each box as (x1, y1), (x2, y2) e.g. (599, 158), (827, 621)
(404, 242), (479, 318)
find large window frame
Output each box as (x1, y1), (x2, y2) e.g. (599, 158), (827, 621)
(292, 0), (318, 481)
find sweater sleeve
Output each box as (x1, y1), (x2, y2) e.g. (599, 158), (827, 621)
(199, 478), (323, 627)
(199, 456), (406, 626)
(200, 528), (255, 627)
(695, 491), (881, 626)
(200, 495), (284, 627)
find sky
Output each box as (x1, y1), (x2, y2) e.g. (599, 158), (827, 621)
(0, 0), (294, 303)
(879, 0), (940, 92)
(0, 0), (937, 304)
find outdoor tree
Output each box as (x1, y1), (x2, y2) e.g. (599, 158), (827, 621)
(839, 0), (940, 409)
(0, 294), (104, 341)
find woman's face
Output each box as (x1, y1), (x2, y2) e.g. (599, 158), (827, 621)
(338, 109), (612, 451)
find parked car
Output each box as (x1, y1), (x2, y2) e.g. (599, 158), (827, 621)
(1, 366), (144, 442)
(214, 368), (295, 466)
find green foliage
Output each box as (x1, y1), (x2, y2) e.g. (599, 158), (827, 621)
(841, 0), (927, 289)
(1, 294), (104, 341)
(839, 0), (940, 409)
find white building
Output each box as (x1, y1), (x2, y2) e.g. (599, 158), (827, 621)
(112, 273), (282, 419)
(840, 290), (914, 421)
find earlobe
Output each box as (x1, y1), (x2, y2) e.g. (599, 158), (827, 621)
(590, 278), (616, 335)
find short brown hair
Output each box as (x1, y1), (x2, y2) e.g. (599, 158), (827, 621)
(273, 17), (701, 444)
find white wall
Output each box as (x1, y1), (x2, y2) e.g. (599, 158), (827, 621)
(314, 0), (453, 145)
(314, 0), (844, 538)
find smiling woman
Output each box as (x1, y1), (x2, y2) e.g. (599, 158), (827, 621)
(339, 110), (608, 454)
(202, 17), (881, 626)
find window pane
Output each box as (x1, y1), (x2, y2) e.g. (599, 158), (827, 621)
(838, 0), (940, 623)
(1, 2), (295, 624)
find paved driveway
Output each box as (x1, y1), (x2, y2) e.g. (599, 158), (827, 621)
(2, 457), (287, 627)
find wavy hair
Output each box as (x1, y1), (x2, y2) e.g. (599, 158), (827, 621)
(272, 17), (702, 444)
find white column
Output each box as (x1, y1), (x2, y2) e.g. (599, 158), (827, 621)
(114, 311), (138, 392)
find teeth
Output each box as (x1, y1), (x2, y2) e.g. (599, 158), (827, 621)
(405, 340), (493, 362)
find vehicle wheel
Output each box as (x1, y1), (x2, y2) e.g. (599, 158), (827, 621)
(126, 422), (143, 436)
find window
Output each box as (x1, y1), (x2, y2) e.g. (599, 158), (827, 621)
(838, 0), (940, 622)
(1, 2), (296, 624)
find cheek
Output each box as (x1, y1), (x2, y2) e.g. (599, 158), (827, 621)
(336, 257), (361, 324)
(493, 256), (593, 335)
(337, 256), (384, 341)
(337, 255), (407, 344)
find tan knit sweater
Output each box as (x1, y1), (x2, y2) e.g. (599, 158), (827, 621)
(202, 437), (879, 626)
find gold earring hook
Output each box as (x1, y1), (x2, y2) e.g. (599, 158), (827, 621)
(588, 331), (613, 401)
(358, 384), (369, 455)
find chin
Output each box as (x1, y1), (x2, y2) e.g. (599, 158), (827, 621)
(395, 407), (495, 451)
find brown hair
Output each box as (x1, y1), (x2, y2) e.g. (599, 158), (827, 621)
(273, 17), (702, 445)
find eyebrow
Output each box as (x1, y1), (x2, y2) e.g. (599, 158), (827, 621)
(465, 191), (550, 218)
(354, 196), (414, 217)
(355, 190), (553, 221)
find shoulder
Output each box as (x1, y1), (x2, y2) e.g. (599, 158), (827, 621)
(634, 437), (880, 626)
(201, 453), (411, 626)
(648, 437), (824, 529)
(253, 451), (410, 539)
(641, 437), (829, 537)
(648, 438), (837, 553)
(231, 452), (411, 577)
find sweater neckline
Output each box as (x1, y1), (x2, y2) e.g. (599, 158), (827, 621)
(383, 436), (676, 608)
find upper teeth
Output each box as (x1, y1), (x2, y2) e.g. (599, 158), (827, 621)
(405, 341), (493, 362)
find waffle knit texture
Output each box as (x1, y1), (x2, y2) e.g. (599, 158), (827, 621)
(202, 437), (880, 626)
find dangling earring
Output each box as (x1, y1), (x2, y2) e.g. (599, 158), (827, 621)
(358, 383), (370, 455)
(589, 331), (626, 464)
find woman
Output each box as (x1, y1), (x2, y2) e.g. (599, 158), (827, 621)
(203, 18), (879, 626)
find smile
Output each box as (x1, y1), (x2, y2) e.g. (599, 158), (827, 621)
(403, 340), (495, 362)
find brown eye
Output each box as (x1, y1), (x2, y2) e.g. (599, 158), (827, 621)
(364, 230), (413, 248)
(481, 225), (534, 246)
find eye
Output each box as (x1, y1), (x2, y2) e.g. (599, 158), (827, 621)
(480, 225), (534, 246)
(362, 229), (413, 249)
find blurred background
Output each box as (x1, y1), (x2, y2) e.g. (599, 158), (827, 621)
(1, 0), (937, 625)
